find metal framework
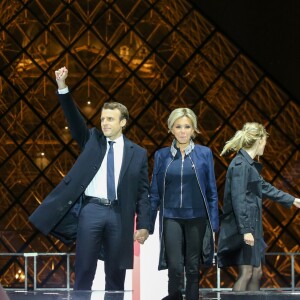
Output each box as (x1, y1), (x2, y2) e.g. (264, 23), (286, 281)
(0, 0), (299, 289)
(1, 252), (299, 291)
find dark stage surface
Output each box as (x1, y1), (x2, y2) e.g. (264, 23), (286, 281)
(4, 290), (300, 300)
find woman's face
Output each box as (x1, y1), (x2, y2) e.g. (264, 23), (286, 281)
(257, 135), (267, 156)
(171, 116), (195, 148)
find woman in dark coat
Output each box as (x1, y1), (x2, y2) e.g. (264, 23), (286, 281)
(149, 108), (219, 300)
(217, 122), (300, 292)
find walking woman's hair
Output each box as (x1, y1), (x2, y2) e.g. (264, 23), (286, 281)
(220, 122), (268, 156)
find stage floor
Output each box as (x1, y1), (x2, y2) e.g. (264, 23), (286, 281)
(4, 290), (300, 300)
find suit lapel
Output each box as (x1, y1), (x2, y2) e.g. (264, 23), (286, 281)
(118, 137), (134, 187)
(98, 132), (107, 162)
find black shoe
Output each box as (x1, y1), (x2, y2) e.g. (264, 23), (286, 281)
(161, 290), (183, 300)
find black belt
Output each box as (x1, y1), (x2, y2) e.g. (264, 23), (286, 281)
(84, 196), (119, 207)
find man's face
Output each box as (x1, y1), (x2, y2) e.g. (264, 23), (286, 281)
(101, 108), (126, 140)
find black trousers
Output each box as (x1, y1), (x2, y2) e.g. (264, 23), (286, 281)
(164, 217), (207, 300)
(74, 201), (126, 291)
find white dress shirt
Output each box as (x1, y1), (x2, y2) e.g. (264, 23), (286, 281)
(57, 87), (69, 94)
(85, 136), (124, 199)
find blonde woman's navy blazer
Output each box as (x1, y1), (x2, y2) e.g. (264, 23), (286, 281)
(149, 145), (219, 269)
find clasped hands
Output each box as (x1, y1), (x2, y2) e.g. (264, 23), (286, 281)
(134, 229), (149, 245)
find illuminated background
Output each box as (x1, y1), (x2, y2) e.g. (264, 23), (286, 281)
(0, 0), (299, 290)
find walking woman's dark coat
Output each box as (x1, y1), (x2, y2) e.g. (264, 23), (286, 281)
(217, 149), (294, 268)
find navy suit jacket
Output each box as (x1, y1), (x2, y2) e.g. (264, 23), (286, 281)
(29, 92), (150, 269)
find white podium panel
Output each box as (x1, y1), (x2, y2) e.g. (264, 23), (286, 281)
(91, 224), (168, 300)
(140, 225), (168, 300)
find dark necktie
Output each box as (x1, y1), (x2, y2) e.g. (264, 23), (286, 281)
(107, 141), (116, 201)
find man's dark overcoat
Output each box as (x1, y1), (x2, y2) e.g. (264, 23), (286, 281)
(29, 92), (150, 269)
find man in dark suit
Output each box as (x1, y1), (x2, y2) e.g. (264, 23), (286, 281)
(29, 67), (150, 291)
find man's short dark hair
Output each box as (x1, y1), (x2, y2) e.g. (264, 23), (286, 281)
(102, 102), (129, 121)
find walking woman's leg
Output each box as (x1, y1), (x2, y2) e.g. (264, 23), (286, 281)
(232, 265), (253, 292)
(246, 264), (262, 291)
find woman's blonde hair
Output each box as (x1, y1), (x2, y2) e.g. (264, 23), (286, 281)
(168, 108), (200, 138)
(220, 122), (268, 156)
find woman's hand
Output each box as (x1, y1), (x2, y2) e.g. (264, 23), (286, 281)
(244, 232), (254, 246)
(293, 198), (300, 208)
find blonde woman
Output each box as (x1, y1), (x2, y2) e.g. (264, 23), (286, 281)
(217, 122), (300, 292)
(149, 108), (219, 300)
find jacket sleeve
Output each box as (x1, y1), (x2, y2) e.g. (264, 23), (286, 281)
(230, 159), (254, 234)
(135, 149), (151, 231)
(58, 92), (90, 149)
(205, 149), (219, 232)
(261, 177), (294, 207)
(148, 151), (161, 234)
